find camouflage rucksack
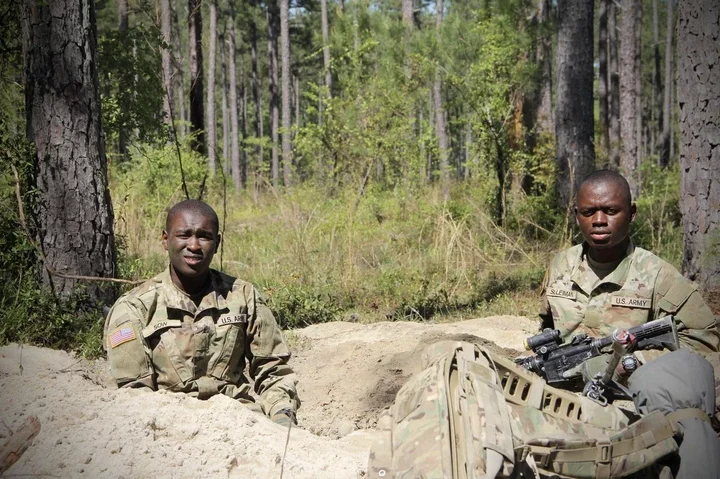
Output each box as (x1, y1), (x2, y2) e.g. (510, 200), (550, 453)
(368, 341), (682, 479)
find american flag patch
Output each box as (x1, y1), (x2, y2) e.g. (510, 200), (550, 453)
(108, 325), (136, 349)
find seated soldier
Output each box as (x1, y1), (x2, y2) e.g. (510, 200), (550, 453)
(104, 200), (299, 426)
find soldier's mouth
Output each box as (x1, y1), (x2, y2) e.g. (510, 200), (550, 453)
(590, 232), (610, 241)
(183, 256), (203, 265)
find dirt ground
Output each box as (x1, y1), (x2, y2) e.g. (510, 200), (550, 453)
(0, 315), (535, 479)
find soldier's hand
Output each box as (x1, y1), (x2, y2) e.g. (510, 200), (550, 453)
(271, 408), (297, 426)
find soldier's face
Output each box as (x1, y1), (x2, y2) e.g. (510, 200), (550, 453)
(575, 181), (636, 254)
(162, 209), (220, 282)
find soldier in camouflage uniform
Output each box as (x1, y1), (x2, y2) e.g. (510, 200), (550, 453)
(104, 200), (299, 425)
(368, 170), (719, 478)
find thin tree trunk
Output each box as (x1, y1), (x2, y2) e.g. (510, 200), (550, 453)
(280, 0), (292, 186)
(659, 0), (673, 167)
(434, 0), (449, 199)
(160, 0), (174, 128)
(608, 0), (620, 168)
(619, 0), (642, 197)
(189, 0), (205, 154)
(220, 25), (230, 173)
(555, 0), (596, 211)
(227, 1), (241, 189)
(268, 4), (280, 189)
(321, 0), (332, 96)
(635, 6), (643, 168)
(294, 75), (300, 130)
(206, 0), (217, 172)
(171, 1), (186, 136)
(250, 4), (262, 171)
(240, 59), (248, 187)
(678, 0), (720, 292)
(652, 0), (662, 160)
(24, 0), (117, 302)
(598, 0), (609, 154)
(402, 0), (413, 27)
(117, 0), (129, 160)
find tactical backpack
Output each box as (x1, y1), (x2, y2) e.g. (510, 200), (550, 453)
(367, 341), (685, 479)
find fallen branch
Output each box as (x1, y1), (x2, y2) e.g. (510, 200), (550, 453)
(10, 165), (145, 286)
(0, 416), (41, 475)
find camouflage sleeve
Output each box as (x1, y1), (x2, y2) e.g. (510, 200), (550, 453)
(245, 293), (300, 417)
(643, 270), (720, 360)
(104, 298), (155, 390)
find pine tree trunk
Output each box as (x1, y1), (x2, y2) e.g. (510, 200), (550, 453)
(659, 0), (673, 167)
(240, 57), (248, 187)
(227, 1), (241, 190)
(434, 0), (449, 199)
(268, 5), (280, 189)
(608, 0), (620, 168)
(678, 0), (720, 291)
(598, 0), (609, 154)
(221, 26), (230, 173)
(160, 0), (174, 128)
(117, 0), (129, 160)
(402, 0), (413, 28)
(171, 2), (186, 136)
(24, 0), (117, 302)
(619, 0), (642, 197)
(250, 4), (262, 171)
(188, 0), (205, 154)
(555, 0), (596, 211)
(321, 0), (332, 96)
(652, 0), (662, 160)
(280, 0), (292, 186)
(207, 0), (217, 172)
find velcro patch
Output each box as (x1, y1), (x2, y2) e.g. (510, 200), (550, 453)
(217, 313), (248, 326)
(142, 319), (182, 338)
(108, 325), (137, 348)
(546, 288), (576, 300)
(611, 295), (651, 309)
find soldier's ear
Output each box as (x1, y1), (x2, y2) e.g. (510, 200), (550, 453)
(214, 233), (221, 253)
(630, 203), (637, 222)
(574, 207), (579, 226)
(161, 230), (169, 251)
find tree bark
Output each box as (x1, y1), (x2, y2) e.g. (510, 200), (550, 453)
(608, 0), (620, 168)
(250, 4), (262, 171)
(659, 0), (673, 167)
(160, 0), (174, 128)
(240, 56), (248, 187)
(321, 0), (332, 96)
(117, 0), (129, 160)
(268, 4), (280, 189)
(678, 0), (720, 292)
(188, 0), (205, 154)
(220, 24), (230, 172)
(24, 0), (117, 302)
(619, 0), (642, 198)
(434, 0), (449, 199)
(598, 0), (609, 154)
(227, 0), (241, 189)
(171, 1), (186, 136)
(206, 0), (217, 172)
(280, 0), (292, 186)
(555, 0), (596, 211)
(652, 0), (662, 159)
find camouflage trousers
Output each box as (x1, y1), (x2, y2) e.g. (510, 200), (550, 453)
(368, 341), (684, 479)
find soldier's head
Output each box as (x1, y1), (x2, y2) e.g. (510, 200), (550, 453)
(575, 170), (636, 262)
(162, 200), (221, 293)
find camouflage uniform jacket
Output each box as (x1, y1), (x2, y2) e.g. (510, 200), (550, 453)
(104, 268), (299, 417)
(540, 241), (720, 356)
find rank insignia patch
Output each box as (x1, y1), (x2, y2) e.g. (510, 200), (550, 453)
(109, 325), (137, 348)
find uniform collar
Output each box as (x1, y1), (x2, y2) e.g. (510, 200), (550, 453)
(570, 240), (635, 294)
(157, 267), (230, 315)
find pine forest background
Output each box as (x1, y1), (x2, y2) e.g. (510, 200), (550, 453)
(1, 0), (718, 356)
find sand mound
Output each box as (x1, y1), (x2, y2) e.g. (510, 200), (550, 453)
(0, 315), (534, 478)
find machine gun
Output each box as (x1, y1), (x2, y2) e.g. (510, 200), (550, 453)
(515, 316), (682, 404)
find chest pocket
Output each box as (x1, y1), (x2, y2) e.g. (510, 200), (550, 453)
(208, 307), (249, 381)
(601, 289), (652, 332)
(545, 284), (583, 334)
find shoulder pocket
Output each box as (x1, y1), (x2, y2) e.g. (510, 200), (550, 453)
(657, 278), (697, 313)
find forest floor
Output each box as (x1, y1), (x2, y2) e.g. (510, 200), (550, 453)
(0, 315), (535, 479)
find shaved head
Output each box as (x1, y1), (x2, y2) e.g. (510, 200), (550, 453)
(577, 170), (633, 207)
(165, 200), (219, 236)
